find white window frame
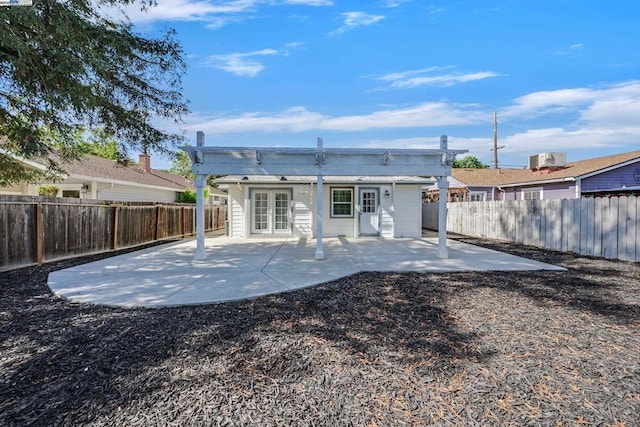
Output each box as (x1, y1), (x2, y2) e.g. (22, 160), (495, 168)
(522, 187), (543, 200)
(330, 187), (354, 218)
(469, 191), (486, 202)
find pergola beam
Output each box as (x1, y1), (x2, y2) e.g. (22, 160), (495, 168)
(183, 134), (467, 262)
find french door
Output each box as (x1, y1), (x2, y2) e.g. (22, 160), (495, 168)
(358, 188), (380, 236)
(251, 190), (291, 235)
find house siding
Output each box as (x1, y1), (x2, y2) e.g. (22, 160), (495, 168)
(323, 186), (355, 237)
(292, 184), (313, 238)
(228, 186), (244, 238)
(226, 181), (424, 239)
(508, 182), (576, 200)
(543, 182), (576, 199)
(0, 182), (26, 195)
(98, 184), (179, 203)
(393, 185), (421, 238)
(467, 186), (495, 201)
(379, 185), (394, 238)
(581, 161), (640, 193)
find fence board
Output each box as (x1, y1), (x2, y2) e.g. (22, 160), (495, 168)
(633, 197), (640, 261)
(626, 197), (637, 262)
(617, 197), (631, 262)
(1, 196), (227, 271)
(427, 195), (638, 263)
(0, 203), (36, 269)
(603, 198), (618, 259)
(582, 198), (595, 256)
(593, 197), (604, 257)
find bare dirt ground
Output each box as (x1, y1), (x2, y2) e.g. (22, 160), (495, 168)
(1, 238), (638, 426)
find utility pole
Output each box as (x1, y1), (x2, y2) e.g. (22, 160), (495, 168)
(490, 111), (505, 171)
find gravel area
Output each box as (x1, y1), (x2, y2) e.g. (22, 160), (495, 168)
(1, 238), (638, 426)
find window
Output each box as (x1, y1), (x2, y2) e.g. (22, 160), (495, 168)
(331, 188), (353, 217)
(62, 190), (80, 198)
(522, 187), (542, 200)
(469, 191), (486, 202)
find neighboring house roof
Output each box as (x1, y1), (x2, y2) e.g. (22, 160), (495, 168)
(216, 175), (434, 185)
(452, 150), (640, 188)
(11, 151), (193, 192)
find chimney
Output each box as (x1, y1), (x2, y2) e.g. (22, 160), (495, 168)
(139, 153), (151, 172)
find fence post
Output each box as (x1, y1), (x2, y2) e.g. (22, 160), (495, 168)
(35, 203), (43, 265)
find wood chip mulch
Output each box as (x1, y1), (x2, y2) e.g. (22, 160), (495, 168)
(1, 238), (638, 426)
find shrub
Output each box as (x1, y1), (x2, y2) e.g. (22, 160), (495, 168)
(38, 185), (59, 197)
(178, 188), (209, 203)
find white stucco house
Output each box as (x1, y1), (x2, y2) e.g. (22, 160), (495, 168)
(217, 175), (432, 239)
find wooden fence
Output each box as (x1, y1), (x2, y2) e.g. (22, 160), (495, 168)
(423, 196), (639, 262)
(0, 196), (227, 271)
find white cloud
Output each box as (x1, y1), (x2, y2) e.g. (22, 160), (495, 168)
(203, 49), (279, 77)
(382, 0), (412, 7)
(329, 11), (385, 35)
(375, 66), (503, 89)
(501, 127), (635, 154)
(360, 135), (481, 150)
(176, 80), (640, 163)
(102, 0), (333, 28)
(426, 5), (446, 17)
(103, 0), (258, 24)
(551, 43), (584, 56)
(503, 81), (640, 120)
(498, 81), (640, 154)
(282, 0), (333, 5)
(184, 102), (484, 135)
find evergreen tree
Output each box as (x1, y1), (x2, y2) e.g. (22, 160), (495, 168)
(0, 0), (188, 185)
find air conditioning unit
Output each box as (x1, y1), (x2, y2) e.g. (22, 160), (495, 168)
(529, 154), (539, 170)
(529, 152), (567, 169)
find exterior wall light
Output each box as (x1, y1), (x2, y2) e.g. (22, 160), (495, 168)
(384, 190), (390, 198)
(80, 183), (89, 194)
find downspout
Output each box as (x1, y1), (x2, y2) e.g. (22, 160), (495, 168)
(497, 186), (506, 201)
(575, 178), (581, 198)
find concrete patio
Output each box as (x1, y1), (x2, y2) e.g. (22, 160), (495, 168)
(47, 234), (565, 308)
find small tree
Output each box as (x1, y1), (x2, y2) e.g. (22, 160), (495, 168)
(169, 151), (195, 180)
(452, 156), (489, 169)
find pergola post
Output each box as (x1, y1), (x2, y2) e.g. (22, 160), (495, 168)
(437, 176), (449, 259)
(315, 137), (325, 260)
(315, 174), (324, 260)
(194, 131), (206, 261)
(437, 135), (450, 259)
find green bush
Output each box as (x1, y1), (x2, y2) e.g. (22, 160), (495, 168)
(178, 188), (209, 203)
(38, 185), (59, 197)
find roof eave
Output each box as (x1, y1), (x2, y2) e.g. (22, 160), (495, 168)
(576, 157), (640, 180)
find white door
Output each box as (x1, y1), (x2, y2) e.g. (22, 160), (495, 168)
(359, 188), (380, 236)
(251, 190), (291, 235)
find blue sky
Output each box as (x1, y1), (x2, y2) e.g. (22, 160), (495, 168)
(108, 0), (640, 170)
